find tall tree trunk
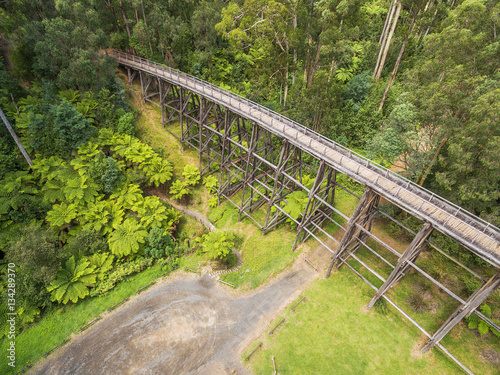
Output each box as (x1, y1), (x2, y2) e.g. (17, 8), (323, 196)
(284, 42), (290, 106)
(304, 0), (315, 82)
(118, 0), (131, 39)
(375, 1), (402, 82)
(418, 108), (461, 186)
(304, 34), (312, 82)
(307, 39), (322, 87)
(140, 0), (147, 25)
(379, 0), (397, 44)
(284, 68), (289, 107)
(292, 13), (297, 85)
(418, 137), (447, 186)
(328, 56), (336, 82)
(374, 0), (397, 79)
(379, 9), (419, 110)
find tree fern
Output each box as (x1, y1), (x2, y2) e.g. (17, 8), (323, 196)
(133, 196), (169, 230)
(203, 175), (218, 193)
(208, 196), (218, 208)
(108, 219), (147, 257)
(145, 158), (173, 187)
(42, 180), (66, 203)
(81, 199), (110, 233)
(169, 180), (190, 200)
(77, 141), (100, 161)
(466, 304), (500, 337)
(90, 252), (115, 280)
(301, 174), (315, 190)
(47, 256), (97, 304)
(110, 183), (143, 209)
(183, 164), (201, 186)
(282, 190), (308, 221)
(46, 202), (78, 227)
(63, 175), (99, 206)
(200, 231), (235, 262)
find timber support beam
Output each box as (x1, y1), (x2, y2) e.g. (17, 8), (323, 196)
(325, 187), (380, 277)
(422, 271), (500, 352)
(367, 222), (434, 309)
(292, 161), (327, 250)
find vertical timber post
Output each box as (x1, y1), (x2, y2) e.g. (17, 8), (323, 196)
(239, 122), (259, 221)
(262, 140), (291, 233)
(292, 160), (326, 250)
(422, 271), (500, 352)
(179, 87), (184, 151)
(217, 110), (231, 205)
(198, 97), (206, 172)
(139, 71), (145, 103)
(366, 222), (434, 309)
(325, 187), (380, 277)
(159, 78), (164, 124)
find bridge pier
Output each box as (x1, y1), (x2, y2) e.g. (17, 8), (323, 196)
(422, 271), (500, 352)
(366, 222), (434, 309)
(325, 187), (380, 277)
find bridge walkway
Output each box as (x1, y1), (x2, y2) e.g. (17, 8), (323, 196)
(109, 50), (500, 269)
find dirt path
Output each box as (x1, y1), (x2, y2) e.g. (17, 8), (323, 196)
(31, 260), (316, 375)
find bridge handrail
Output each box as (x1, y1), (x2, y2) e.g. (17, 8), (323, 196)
(109, 50), (500, 240)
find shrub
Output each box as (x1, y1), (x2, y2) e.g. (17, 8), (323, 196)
(466, 304), (500, 337)
(198, 231), (236, 263)
(407, 293), (430, 313)
(182, 164), (201, 186)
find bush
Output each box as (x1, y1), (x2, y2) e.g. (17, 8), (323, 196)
(407, 292), (430, 313)
(117, 112), (135, 135)
(143, 227), (178, 259)
(90, 258), (153, 297)
(198, 230), (236, 263)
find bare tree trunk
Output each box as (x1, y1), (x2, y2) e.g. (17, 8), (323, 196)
(10, 94), (20, 117)
(304, 0), (315, 82)
(379, 0), (396, 44)
(328, 56), (336, 82)
(284, 68), (289, 107)
(307, 39), (322, 87)
(304, 34), (312, 82)
(418, 108), (461, 186)
(0, 108), (32, 167)
(292, 13), (297, 85)
(374, 0), (397, 78)
(379, 8), (419, 110)
(418, 137), (447, 186)
(119, 0), (131, 38)
(283, 39), (290, 106)
(140, 0), (147, 25)
(375, 1), (402, 82)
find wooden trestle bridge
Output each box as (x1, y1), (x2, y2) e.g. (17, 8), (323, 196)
(109, 50), (500, 373)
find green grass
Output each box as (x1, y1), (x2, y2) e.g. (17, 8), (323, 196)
(205, 200), (301, 289)
(244, 267), (500, 375)
(0, 264), (175, 375)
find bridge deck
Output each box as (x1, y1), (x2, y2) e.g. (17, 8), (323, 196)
(110, 50), (500, 269)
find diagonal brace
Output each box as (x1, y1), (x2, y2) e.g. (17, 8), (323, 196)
(367, 222), (434, 309)
(422, 271), (500, 352)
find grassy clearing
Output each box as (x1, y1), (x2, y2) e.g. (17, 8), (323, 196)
(207, 200), (301, 289)
(0, 264), (174, 375)
(244, 267), (499, 375)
